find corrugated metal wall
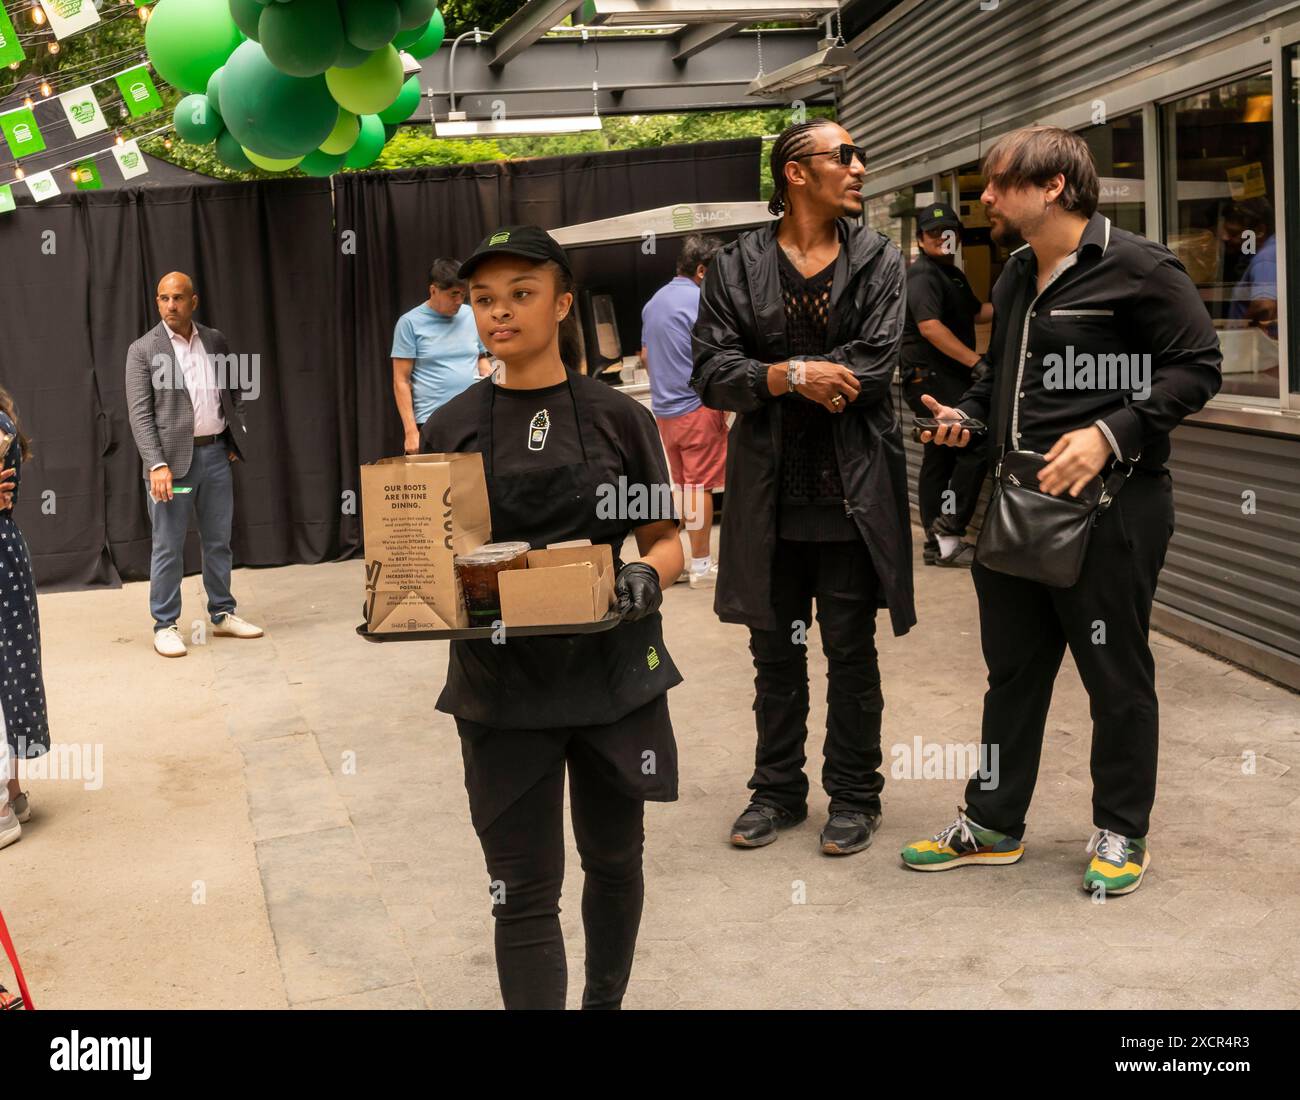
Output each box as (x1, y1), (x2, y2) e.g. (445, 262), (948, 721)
(840, 0), (1291, 177)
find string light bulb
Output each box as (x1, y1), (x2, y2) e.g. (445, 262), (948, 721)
(47, 42), (60, 56)
(7, 62), (19, 71)
(137, 5), (150, 23)
(14, 167), (24, 180)
(115, 133), (124, 145)
(163, 137), (173, 149)
(22, 96), (33, 109)
(39, 81), (52, 97)
(31, 4), (46, 27)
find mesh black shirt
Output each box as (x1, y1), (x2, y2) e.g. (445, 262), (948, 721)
(777, 247), (857, 541)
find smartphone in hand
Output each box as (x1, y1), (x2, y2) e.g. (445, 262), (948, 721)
(911, 416), (987, 443)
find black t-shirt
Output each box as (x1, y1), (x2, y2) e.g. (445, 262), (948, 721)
(901, 252), (982, 378)
(419, 371), (676, 544)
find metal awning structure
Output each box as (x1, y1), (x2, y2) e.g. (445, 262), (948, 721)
(550, 200), (774, 247)
(417, 1), (859, 123)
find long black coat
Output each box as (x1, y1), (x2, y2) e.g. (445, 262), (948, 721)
(690, 217), (916, 637)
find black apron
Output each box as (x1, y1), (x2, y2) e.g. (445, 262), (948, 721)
(436, 372), (683, 730)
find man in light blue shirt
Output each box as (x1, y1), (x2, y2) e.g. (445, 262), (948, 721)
(392, 258), (492, 453)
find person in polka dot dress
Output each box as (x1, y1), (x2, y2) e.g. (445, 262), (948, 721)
(0, 393), (49, 851)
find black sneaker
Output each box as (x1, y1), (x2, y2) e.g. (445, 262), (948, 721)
(923, 539), (939, 566)
(936, 542), (976, 568)
(729, 803), (807, 848)
(820, 810), (881, 856)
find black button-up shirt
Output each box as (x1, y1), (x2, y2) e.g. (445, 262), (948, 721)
(956, 212), (1222, 468)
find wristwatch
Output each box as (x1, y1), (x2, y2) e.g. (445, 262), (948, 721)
(786, 356), (807, 394)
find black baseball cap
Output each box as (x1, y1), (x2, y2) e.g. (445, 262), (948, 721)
(458, 225), (572, 279)
(917, 204), (962, 234)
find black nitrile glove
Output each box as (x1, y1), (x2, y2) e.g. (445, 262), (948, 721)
(614, 561), (662, 622)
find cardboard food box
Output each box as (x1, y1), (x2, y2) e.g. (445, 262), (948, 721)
(498, 540), (616, 628)
(361, 453), (492, 633)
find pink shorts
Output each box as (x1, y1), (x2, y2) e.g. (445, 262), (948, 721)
(656, 405), (728, 490)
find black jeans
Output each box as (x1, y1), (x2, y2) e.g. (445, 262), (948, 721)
(746, 538), (885, 816)
(468, 737), (645, 1010)
(918, 439), (988, 538)
(963, 470), (1175, 839)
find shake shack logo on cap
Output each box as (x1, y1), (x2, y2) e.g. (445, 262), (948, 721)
(489, 230), (510, 245)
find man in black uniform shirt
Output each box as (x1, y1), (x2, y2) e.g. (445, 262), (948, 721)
(692, 119), (914, 857)
(900, 204), (994, 567)
(902, 127), (1221, 896)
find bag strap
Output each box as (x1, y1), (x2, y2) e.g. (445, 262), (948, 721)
(0, 908), (34, 1009)
(1096, 461), (1134, 516)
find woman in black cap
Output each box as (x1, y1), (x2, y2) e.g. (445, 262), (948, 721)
(420, 225), (684, 1010)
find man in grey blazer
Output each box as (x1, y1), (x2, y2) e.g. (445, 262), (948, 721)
(126, 271), (262, 657)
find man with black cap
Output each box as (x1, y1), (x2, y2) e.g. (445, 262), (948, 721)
(900, 203), (994, 567)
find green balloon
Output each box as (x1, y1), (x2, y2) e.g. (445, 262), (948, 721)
(228, 0), (262, 40)
(334, 40), (372, 69)
(408, 10), (445, 59)
(341, 0), (401, 51)
(216, 129), (254, 170)
(344, 114), (386, 169)
(243, 147), (304, 171)
(378, 75), (421, 124)
(174, 94), (224, 144)
(325, 46), (403, 115)
(259, 0), (344, 77)
(300, 148), (348, 177)
(319, 109), (360, 154)
(383, 122), (399, 141)
(220, 41), (340, 159)
(145, 0), (243, 93)
(205, 67), (224, 115)
(395, 0), (437, 32)
(392, 19), (427, 51)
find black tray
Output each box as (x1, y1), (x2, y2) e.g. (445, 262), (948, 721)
(356, 608), (623, 643)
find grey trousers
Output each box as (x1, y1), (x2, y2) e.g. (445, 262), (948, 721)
(146, 443), (236, 631)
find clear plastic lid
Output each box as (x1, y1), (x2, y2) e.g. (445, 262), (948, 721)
(454, 541), (531, 566)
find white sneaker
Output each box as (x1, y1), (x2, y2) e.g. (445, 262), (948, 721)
(154, 625), (188, 658)
(11, 791), (30, 823)
(689, 563), (719, 589)
(213, 614), (263, 639)
(0, 804), (20, 850)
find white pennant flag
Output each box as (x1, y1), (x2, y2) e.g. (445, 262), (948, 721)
(39, 0), (101, 41)
(59, 85), (108, 139)
(25, 170), (60, 202)
(113, 139), (149, 181)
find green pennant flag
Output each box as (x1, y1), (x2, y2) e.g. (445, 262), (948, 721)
(115, 66), (162, 118)
(73, 159), (102, 190)
(0, 9), (25, 68)
(0, 185), (15, 215)
(0, 108), (45, 158)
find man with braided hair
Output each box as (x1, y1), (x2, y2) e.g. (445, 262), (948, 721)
(692, 119), (914, 856)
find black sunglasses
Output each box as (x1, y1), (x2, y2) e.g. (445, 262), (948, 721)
(791, 143), (867, 168)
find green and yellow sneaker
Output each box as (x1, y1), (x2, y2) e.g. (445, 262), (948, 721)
(900, 807), (1025, 871)
(1082, 829), (1149, 896)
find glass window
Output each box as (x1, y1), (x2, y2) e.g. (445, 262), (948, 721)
(1163, 73), (1278, 400)
(1288, 51), (1300, 397)
(1080, 110), (1146, 235)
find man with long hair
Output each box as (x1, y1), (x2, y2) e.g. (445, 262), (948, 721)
(692, 119), (913, 856)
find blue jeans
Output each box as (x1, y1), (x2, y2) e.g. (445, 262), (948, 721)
(146, 443), (236, 631)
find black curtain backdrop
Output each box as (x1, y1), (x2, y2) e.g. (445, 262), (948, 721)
(0, 138), (760, 590)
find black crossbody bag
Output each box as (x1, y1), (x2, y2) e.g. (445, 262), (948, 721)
(975, 449), (1132, 588)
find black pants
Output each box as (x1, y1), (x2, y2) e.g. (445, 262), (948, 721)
(458, 702), (674, 1011)
(746, 538), (884, 815)
(963, 470), (1175, 839)
(904, 370), (987, 537)
(918, 439), (988, 538)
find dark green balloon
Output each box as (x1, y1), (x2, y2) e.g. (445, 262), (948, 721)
(395, 0), (437, 32)
(258, 0), (344, 77)
(216, 129), (255, 171)
(220, 41), (340, 159)
(206, 67), (224, 116)
(334, 39), (371, 69)
(392, 18), (428, 51)
(228, 0), (262, 40)
(408, 9), (445, 59)
(344, 114), (386, 169)
(174, 93), (224, 144)
(341, 0), (401, 51)
(383, 122), (399, 141)
(300, 148), (348, 177)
